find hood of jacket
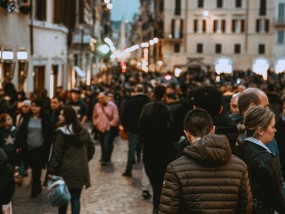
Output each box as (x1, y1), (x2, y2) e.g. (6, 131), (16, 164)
(58, 125), (89, 147)
(183, 134), (232, 166)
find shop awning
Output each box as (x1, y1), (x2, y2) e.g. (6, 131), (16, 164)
(74, 66), (85, 78)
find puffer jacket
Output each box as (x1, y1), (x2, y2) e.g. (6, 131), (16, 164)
(48, 126), (95, 189)
(159, 134), (253, 214)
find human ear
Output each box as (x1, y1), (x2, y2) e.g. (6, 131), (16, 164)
(210, 126), (215, 134)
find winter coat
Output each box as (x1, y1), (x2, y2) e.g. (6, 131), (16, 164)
(275, 115), (285, 178)
(0, 126), (19, 165)
(159, 134), (253, 214)
(242, 139), (285, 213)
(17, 114), (52, 167)
(48, 126), (95, 189)
(121, 94), (150, 134)
(138, 101), (175, 164)
(0, 148), (15, 205)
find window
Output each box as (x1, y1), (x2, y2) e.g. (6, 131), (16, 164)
(198, 0), (204, 8)
(277, 31), (284, 44)
(35, 0), (46, 21)
(197, 43), (203, 53)
(194, 19), (206, 33)
(217, 0), (223, 8)
(236, 0), (242, 8)
(174, 43), (180, 53)
(175, 0), (181, 15)
(213, 19), (225, 33)
(258, 44), (265, 54)
(278, 3), (285, 23)
(259, 0), (266, 16)
(256, 19), (269, 33)
(159, 1), (164, 11)
(234, 44), (241, 54)
(215, 44), (222, 54)
(232, 19), (245, 33)
(172, 19), (184, 38)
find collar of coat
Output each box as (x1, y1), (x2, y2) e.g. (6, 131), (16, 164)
(183, 134), (231, 166)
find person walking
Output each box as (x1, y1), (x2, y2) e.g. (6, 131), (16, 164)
(66, 88), (88, 125)
(121, 84), (150, 177)
(159, 109), (253, 213)
(241, 106), (285, 213)
(17, 98), (52, 198)
(92, 92), (119, 165)
(48, 106), (95, 214)
(138, 85), (176, 213)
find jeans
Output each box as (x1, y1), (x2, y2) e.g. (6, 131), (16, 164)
(126, 132), (139, 172)
(58, 188), (82, 214)
(100, 127), (115, 162)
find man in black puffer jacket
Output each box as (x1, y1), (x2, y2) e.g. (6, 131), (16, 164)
(159, 109), (252, 214)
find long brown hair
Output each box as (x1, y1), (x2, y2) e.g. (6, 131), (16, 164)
(58, 106), (83, 134)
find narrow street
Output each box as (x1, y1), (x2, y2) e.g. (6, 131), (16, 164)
(12, 138), (153, 214)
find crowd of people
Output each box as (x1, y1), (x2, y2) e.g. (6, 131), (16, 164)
(1, 68), (285, 213)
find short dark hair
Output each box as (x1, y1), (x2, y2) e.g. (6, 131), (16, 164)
(154, 85), (166, 101)
(184, 109), (213, 137)
(193, 86), (222, 117)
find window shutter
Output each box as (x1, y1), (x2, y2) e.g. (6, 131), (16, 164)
(232, 20), (235, 32)
(241, 20), (245, 32)
(213, 20), (217, 32)
(202, 20), (206, 32)
(171, 19), (175, 36)
(256, 19), (260, 32)
(180, 19), (184, 38)
(194, 19), (198, 32)
(265, 19), (269, 32)
(222, 20), (226, 32)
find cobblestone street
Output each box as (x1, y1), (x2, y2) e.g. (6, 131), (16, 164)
(12, 138), (153, 214)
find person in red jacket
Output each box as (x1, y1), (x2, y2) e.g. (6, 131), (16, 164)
(159, 108), (252, 214)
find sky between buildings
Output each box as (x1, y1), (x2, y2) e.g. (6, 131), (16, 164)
(111, 0), (140, 22)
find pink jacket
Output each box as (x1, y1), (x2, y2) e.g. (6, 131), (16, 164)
(92, 101), (119, 133)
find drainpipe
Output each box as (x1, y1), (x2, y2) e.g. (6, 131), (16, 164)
(245, 0), (249, 52)
(29, 0), (33, 55)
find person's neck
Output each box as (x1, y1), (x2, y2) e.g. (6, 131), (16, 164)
(189, 136), (202, 144)
(33, 113), (40, 119)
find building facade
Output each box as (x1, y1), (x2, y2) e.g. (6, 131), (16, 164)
(274, 0), (285, 63)
(163, 0), (276, 72)
(130, 0), (284, 73)
(0, 1), (30, 92)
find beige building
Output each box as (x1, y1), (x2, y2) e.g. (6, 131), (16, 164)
(0, 3), (30, 92)
(274, 0), (285, 68)
(162, 0), (278, 72)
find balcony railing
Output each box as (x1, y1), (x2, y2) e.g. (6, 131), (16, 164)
(274, 19), (285, 28)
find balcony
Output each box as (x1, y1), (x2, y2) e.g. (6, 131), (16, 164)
(274, 19), (285, 28)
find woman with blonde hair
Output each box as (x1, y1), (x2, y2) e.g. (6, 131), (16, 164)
(242, 106), (285, 213)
